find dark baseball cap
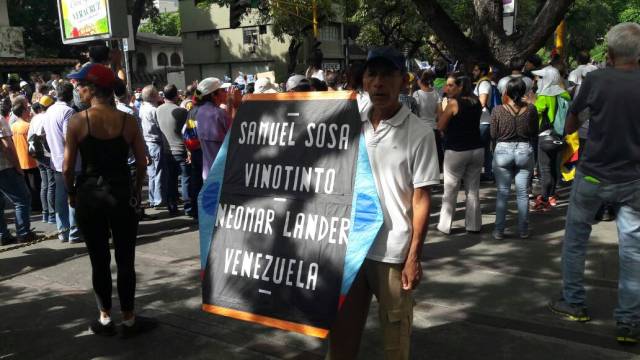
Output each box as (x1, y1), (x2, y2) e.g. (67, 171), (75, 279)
(365, 47), (407, 73)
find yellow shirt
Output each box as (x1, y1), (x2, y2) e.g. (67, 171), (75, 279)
(11, 119), (37, 170)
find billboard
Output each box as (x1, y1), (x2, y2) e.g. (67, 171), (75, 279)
(198, 92), (383, 338)
(57, 0), (129, 44)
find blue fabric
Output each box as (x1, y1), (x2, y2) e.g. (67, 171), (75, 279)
(340, 134), (383, 295)
(54, 171), (79, 241)
(492, 142), (534, 235)
(146, 142), (164, 206)
(0, 168), (32, 237)
(198, 133), (230, 269)
(562, 173), (640, 325)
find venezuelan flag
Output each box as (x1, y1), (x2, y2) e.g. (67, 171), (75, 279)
(561, 132), (580, 182)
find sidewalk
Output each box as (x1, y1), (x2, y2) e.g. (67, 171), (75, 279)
(1, 184), (638, 359)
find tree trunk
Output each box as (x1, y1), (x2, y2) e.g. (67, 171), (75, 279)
(412, 0), (575, 68)
(287, 38), (302, 75)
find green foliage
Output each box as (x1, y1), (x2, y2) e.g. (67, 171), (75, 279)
(619, 5), (640, 22)
(139, 11), (181, 36)
(7, 0), (66, 58)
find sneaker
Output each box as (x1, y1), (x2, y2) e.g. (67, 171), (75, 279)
(89, 319), (117, 337)
(616, 322), (639, 345)
(531, 196), (551, 212)
(1, 235), (17, 246)
(548, 298), (591, 322)
(520, 231), (530, 239)
(492, 231), (504, 240)
(548, 196), (558, 207)
(120, 316), (158, 339)
(17, 231), (40, 244)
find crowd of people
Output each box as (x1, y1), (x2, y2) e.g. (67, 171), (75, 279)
(0, 21), (638, 350)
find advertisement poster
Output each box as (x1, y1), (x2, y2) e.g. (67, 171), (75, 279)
(198, 92), (383, 338)
(58, 0), (109, 41)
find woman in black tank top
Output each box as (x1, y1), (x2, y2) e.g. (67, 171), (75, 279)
(63, 64), (149, 337)
(436, 73), (484, 235)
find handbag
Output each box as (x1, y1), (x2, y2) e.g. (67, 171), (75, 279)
(538, 129), (565, 152)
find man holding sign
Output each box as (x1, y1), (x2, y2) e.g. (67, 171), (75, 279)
(327, 48), (440, 359)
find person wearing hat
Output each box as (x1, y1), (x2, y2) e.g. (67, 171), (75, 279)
(285, 74), (311, 92)
(28, 95), (57, 224)
(194, 77), (238, 180)
(64, 63), (150, 337)
(531, 65), (571, 212)
(19, 80), (32, 101)
(327, 47), (440, 359)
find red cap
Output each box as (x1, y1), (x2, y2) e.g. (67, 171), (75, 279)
(67, 63), (116, 89)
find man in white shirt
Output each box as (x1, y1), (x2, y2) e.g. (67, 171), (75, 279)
(568, 52), (599, 143)
(43, 82), (81, 243)
(497, 59), (534, 96)
(327, 47), (440, 360)
(139, 85), (165, 207)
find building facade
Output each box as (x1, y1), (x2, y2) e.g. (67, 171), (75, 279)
(131, 32), (185, 89)
(154, 0), (179, 13)
(179, 2), (362, 85)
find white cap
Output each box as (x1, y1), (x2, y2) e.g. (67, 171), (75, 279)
(532, 66), (565, 97)
(196, 77), (223, 97)
(19, 81), (28, 88)
(286, 75), (310, 91)
(254, 77), (277, 94)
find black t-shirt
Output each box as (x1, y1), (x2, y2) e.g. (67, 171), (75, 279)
(569, 68), (640, 184)
(444, 97), (484, 151)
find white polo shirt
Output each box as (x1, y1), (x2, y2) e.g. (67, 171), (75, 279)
(361, 104), (440, 264)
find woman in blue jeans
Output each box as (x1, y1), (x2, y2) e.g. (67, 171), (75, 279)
(490, 78), (539, 239)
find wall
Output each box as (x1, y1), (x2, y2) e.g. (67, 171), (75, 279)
(0, 0), (9, 27)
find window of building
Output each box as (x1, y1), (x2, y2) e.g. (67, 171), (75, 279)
(170, 53), (182, 66)
(136, 53), (147, 70)
(259, 25), (267, 35)
(243, 27), (259, 45)
(170, 53), (181, 66)
(157, 52), (168, 67)
(320, 24), (340, 41)
(197, 29), (219, 40)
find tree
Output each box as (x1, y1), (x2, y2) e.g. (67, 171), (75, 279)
(139, 11), (181, 36)
(197, 0), (336, 74)
(411, 0), (576, 68)
(349, 0), (431, 58)
(129, 0), (160, 38)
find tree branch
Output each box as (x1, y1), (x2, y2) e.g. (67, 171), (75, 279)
(413, 0), (494, 63)
(516, 0), (574, 55)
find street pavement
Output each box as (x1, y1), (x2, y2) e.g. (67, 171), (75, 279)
(1, 183), (639, 360)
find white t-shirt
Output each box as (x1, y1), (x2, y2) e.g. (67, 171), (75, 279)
(474, 80), (493, 124)
(569, 64), (598, 138)
(0, 119), (14, 171)
(568, 64), (598, 87)
(497, 74), (534, 96)
(360, 105), (440, 263)
(412, 89), (441, 129)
